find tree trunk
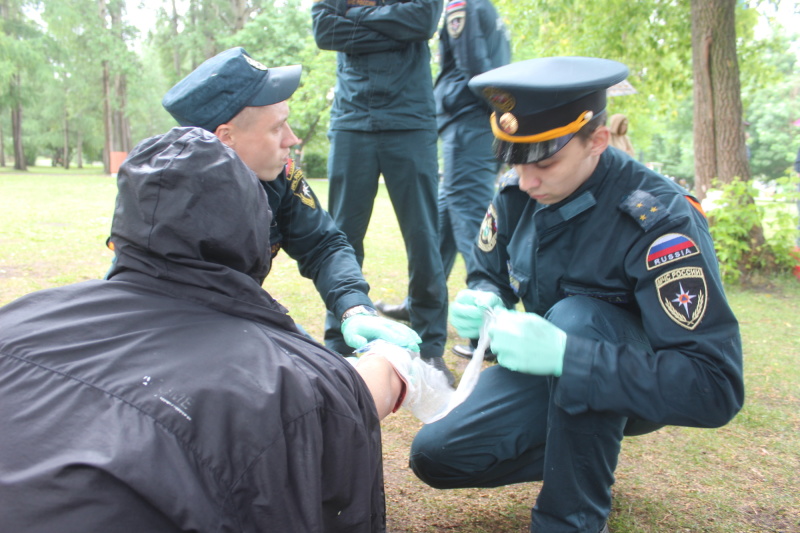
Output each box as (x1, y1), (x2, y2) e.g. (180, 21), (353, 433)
(109, 2), (132, 152)
(11, 74), (26, 171)
(77, 130), (84, 168)
(0, 119), (5, 167)
(690, 0), (750, 198)
(691, 0), (770, 280)
(63, 113), (70, 170)
(171, 0), (182, 78)
(113, 74), (132, 151)
(102, 60), (113, 174)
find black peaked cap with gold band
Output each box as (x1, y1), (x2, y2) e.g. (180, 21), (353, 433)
(468, 57), (629, 164)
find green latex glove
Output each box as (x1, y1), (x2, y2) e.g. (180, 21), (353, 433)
(342, 315), (422, 352)
(488, 309), (567, 376)
(449, 289), (504, 339)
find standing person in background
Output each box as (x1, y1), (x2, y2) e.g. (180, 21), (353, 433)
(162, 47), (421, 356)
(312, 0), (454, 385)
(608, 113), (636, 158)
(375, 0), (510, 362)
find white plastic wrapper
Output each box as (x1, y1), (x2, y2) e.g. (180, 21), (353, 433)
(356, 311), (493, 424)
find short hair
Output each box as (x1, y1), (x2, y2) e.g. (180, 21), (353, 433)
(575, 110), (608, 143)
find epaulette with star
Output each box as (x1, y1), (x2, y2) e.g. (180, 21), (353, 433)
(619, 190), (669, 231)
(498, 168), (519, 190)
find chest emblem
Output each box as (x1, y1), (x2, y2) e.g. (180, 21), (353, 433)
(646, 233), (700, 270)
(655, 266), (707, 330)
(478, 204), (498, 252)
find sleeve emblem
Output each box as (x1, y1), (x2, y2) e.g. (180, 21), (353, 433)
(286, 159), (316, 209)
(646, 233), (700, 270)
(477, 203), (498, 252)
(446, 0), (466, 38)
(655, 266), (708, 330)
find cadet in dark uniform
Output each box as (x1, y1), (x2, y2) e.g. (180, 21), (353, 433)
(162, 47), (420, 355)
(375, 0), (510, 363)
(311, 0), (453, 383)
(409, 57), (744, 533)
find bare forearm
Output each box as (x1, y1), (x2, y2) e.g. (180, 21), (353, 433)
(355, 355), (404, 420)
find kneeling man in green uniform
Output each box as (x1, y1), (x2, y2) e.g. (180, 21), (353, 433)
(409, 57), (744, 533)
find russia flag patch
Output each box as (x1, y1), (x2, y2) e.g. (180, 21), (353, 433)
(646, 233), (700, 270)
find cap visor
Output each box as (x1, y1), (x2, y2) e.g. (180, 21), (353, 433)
(249, 64), (302, 107)
(494, 134), (574, 164)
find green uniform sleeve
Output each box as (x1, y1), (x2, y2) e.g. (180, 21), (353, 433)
(312, 0), (407, 54)
(345, 0), (443, 42)
(556, 196), (744, 428)
(267, 163), (372, 319)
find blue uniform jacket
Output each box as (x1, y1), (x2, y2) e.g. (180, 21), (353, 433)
(469, 147), (744, 429)
(264, 160), (372, 319)
(434, 0), (510, 132)
(312, 0), (443, 132)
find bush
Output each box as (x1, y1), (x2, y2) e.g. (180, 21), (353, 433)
(302, 151), (328, 180)
(707, 178), (798, 284)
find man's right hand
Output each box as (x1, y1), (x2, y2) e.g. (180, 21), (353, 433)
(448, 289), (504, 339)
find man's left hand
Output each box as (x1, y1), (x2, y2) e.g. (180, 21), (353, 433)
(342, 315), (422, 352)
(489, 309), (567, 376)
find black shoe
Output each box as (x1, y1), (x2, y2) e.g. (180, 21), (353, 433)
(452, 343), (496, 362)
(423, 356), (456, 387)
(374, 300), (410, 322)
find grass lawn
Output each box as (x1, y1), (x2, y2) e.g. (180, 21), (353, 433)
(1, 172), (798, 532)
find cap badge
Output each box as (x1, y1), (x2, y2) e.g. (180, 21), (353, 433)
(499, 112), (519, 134)
(244, 55), (267, 71)
(482, 87), (515, 113)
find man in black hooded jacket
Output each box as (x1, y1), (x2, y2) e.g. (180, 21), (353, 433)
(0, 127), (388, 532)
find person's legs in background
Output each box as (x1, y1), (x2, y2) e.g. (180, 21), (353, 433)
(441, 114), (501, 359)
(323, 129), (382, 354)
(379, 129), (450, 382)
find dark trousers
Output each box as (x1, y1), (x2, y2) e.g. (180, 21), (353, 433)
(323, 129), (448, 359)
(438, 112), (500, 279)
(409, 296), (661, 532)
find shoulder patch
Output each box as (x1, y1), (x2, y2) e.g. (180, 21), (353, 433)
(446, 0), (466, 39)
(497, 168), (519, 190)
(477, 203), (498, 252)
(655, 266), (708, 330)
(620, 190), (669, 231)
(646, 233), (700, 270)
(285, 159), (316, 209)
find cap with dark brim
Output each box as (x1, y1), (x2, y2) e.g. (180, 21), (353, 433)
(469, 57), (629, 163)
(162, 47), (302, 133)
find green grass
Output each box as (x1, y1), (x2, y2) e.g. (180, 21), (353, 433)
(1, 172), (798, 532)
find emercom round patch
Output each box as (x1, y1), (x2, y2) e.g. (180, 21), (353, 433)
(478, 204), (498, 252)
(655, 266), (707, 330)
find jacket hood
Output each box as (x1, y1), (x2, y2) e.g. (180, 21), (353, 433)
(108, 127), (273, 292)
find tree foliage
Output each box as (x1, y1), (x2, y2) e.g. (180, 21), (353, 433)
(0, 0), (798, 188)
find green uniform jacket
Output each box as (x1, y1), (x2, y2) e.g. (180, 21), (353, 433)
(264, 160), (372, 320)
(312, 0), (443, 132)
(469, 147), (744, 428)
